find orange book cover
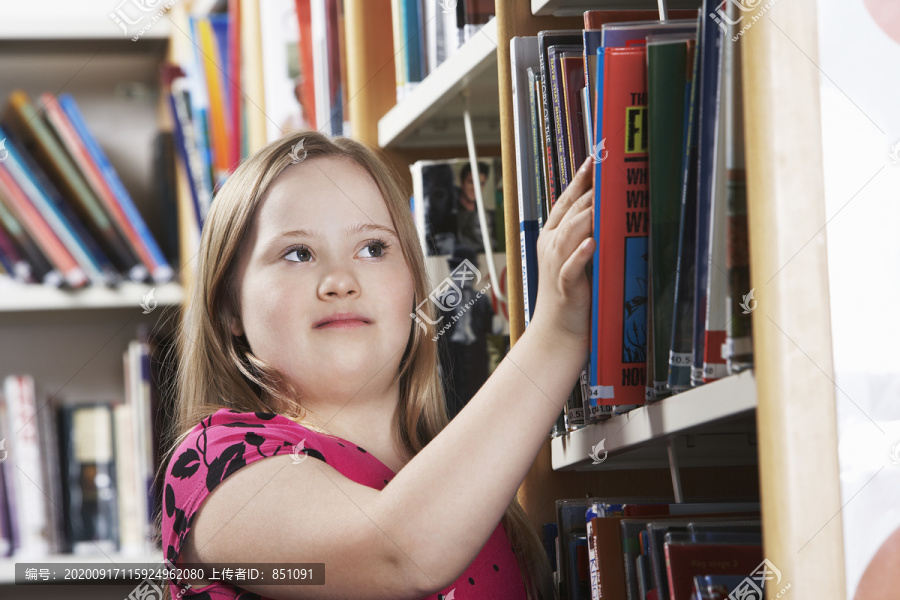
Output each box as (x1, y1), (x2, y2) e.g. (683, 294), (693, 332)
(590, 46), (649, 408)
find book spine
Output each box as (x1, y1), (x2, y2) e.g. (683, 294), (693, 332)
(3, 375), (50, 557)
(36, 396), (63, 553)
(228, 0), (242, 165)
(561, 56), (587, 176)
(114, 403), (143, 553)
(548, 47), (571, 189)
(0, 223), (30, 282)
(391, 0), (405, 97)
(0, 399), (13, 557)
(647, 39), (690, 401)
(59, 403), (119, 554)
(0, 195), (58, 284)
(0, 132), (103, 286)
(0, 160), (84, 286)
(295, 0), (317, 129)
(668, 39), (700, 394)
(527, 69), (545, 231)
(691, 7), (725, 387)
(169, 86), (209, 232)
(510, 38), (539, 327)
(702, 80), (729, 383)
(538, 34), (559, 207)
(723, 6), (752, 374)
(595, 47), (649, 407)
(48, 94), (164, 282)
(589, 47), (607, 405)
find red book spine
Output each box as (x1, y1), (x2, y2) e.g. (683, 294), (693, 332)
(595, 46), (649, 406)
(294, 0), (316, 129)
(228, 0), (242, 168)
(561, 55), (587, 178)
(0, 164), (85, 286)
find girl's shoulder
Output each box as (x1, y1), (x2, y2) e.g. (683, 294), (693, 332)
(160, 408), (398, 595)
(165, 407), (396, 501)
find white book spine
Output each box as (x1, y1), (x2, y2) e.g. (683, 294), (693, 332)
(3, 375), (49, 557)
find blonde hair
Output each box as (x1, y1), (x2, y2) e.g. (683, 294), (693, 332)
(154, 130), (555, 600)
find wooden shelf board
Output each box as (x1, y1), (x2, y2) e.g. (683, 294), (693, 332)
(531, 0), (702, 17)
(378, 19), (501, 149)
(551, 370), (757, 470)
(0, 282), (184, 312)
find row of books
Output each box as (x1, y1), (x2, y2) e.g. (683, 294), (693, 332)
(393, 0), (496, 102)
(550, 498), (766, 600)
(510, 4), (754, 430)
(0, 92), (173, 288)
(0, 329), (169, 558)
(164, 0), (349, 278)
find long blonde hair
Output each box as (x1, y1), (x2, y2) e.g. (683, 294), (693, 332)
(154, 130), (555, 600)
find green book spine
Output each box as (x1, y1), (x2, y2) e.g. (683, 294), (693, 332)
(647, 38), (691, 400)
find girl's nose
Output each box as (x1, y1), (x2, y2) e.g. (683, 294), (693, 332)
(317, 263), (360, 298)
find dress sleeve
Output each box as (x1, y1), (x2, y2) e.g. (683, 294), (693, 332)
(160, 409), (324, 588)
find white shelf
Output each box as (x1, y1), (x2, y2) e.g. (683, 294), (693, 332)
(551, 370), (758, 471)
(0, 549), (164, 585)
(532, 0), (702, 17)
(378, 19), (501, 149)
(0, 1), (171, 40)
(0, 282), (184, 312)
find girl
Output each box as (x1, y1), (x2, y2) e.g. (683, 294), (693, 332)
(156, 130), (595, 600)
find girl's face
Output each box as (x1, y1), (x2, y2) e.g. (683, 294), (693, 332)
(230, 155), (415, 406)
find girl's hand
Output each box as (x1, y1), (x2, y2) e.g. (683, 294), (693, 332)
(528, 157), (595, 356)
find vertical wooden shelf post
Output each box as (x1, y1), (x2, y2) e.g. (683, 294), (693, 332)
(742, 0), (846, 594)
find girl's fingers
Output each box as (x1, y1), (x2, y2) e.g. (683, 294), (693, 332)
(544, 158), (594, 231)
(559, 235), (594, 292)
(556, 205), (594, 261)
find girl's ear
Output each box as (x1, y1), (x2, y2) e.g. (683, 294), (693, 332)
(230, 313), (245, 337)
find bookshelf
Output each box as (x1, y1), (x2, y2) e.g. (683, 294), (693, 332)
(0, 7), (175, 598)
(345, 0), (845, 597)
(378, 18), (501, 149)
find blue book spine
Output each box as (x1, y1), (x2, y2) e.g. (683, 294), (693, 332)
(589, 47), (606, 405)
(403, 0), (424, 83)
(58, 95), (173, 282)
(668, 34), (701, 393)
(520, 220), (539, 327)
(691, 2), (725, 386)
(169, 90), (206, 233)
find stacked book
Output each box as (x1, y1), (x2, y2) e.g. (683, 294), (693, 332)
(0, 92), (173, 288)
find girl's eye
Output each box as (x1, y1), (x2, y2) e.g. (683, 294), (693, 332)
(359, 238), (391, 258)
(284, 245), (312, 262)
(283, 239), (390, 262)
